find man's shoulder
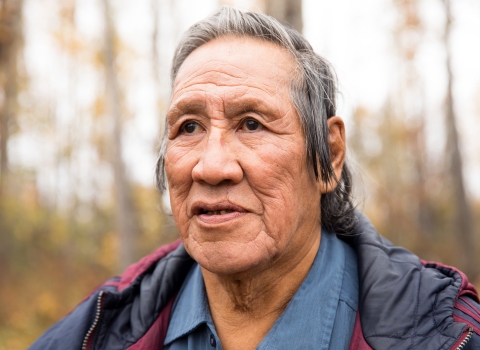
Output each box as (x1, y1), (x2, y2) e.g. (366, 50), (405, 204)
(29, 239), (194, 350)
(348, 211), (480, 350)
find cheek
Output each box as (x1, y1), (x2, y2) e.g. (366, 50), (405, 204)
(242, 141), (318, 231)
(245, 140), (311, 200)
(165, 143), (198, 190)
(165, 146), (196, 222)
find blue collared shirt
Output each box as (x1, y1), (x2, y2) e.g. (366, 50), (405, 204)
(164, 230), (358, 350)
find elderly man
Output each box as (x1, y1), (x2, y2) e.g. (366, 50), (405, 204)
(31, 7), (479, 350)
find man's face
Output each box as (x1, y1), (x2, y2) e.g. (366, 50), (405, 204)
(165, 36), (322, 275)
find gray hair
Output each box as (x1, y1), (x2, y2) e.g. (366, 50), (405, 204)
(156, 7), (356, 235)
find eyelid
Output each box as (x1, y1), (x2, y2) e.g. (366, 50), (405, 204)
(238, 117), (265, 132)
(168, 116), (203, 138)
(180, 120), (205, 135)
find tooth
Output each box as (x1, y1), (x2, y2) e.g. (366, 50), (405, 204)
(203, 209), (235, 215)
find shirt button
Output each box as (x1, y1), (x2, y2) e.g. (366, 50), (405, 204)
(210, 334), (217, 348)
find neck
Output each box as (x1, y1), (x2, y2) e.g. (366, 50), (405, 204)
(201, 232), (321, 349)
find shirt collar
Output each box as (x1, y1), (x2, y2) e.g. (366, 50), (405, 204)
(165, 230), (354, 348)
(257, 230), (347, 349)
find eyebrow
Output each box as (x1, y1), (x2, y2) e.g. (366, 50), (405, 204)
(224, 101), (258, 115)
(223, 96), (278, 122)
(167, 93), (280, 123)
(167, 99), (207, 125)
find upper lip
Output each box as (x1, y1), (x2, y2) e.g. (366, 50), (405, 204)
(191, 201), (247, 215)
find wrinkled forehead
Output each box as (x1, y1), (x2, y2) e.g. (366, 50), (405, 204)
(172, 35), (298, 94)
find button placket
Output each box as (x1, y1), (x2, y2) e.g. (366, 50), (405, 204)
(209, 334), (217, 348)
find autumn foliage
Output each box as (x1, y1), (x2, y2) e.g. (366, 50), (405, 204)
(0, 1), (479, 349)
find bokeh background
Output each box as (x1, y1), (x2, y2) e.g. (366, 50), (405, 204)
(0, 0), (479, 348)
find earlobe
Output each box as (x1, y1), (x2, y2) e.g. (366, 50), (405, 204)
(319, 116), (346, 194)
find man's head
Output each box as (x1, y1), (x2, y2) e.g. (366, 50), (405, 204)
(156, 8), (355, 272)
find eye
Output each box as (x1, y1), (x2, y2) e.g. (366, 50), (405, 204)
(240, 118), (264, 132)
(180, 121), (204, 134)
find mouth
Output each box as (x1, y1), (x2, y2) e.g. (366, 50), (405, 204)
(200, 209), (236, 215)
(192, 202), (246, 215)
(191, 202), (247, 224)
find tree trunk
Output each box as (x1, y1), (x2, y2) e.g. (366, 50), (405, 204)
(151, 0), (160, 89)
(102, 0), (136, 272)
(264, 0), (303, 34)
(442, 0), (476, 279)
(0, 0), (23, 194)
(393, 0), (434, 236)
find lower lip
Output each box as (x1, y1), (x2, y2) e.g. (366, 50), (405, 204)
(196, 211), (246, 225)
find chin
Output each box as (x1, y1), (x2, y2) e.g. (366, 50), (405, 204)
(184, 239), (275, 276)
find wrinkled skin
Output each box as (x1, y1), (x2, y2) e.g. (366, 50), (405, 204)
(165, 36), (344, 277)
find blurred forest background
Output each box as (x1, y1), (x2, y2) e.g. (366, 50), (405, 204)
(0, 0), (479, 348)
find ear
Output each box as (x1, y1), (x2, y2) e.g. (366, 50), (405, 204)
(320, 116), (346, 194)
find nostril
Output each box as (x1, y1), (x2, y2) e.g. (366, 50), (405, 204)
(192, 156), (243, 185)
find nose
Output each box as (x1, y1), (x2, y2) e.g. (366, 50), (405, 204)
(192, 130), (243, 185)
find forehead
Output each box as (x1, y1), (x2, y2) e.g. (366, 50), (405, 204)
(172, 36), (297, 98)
